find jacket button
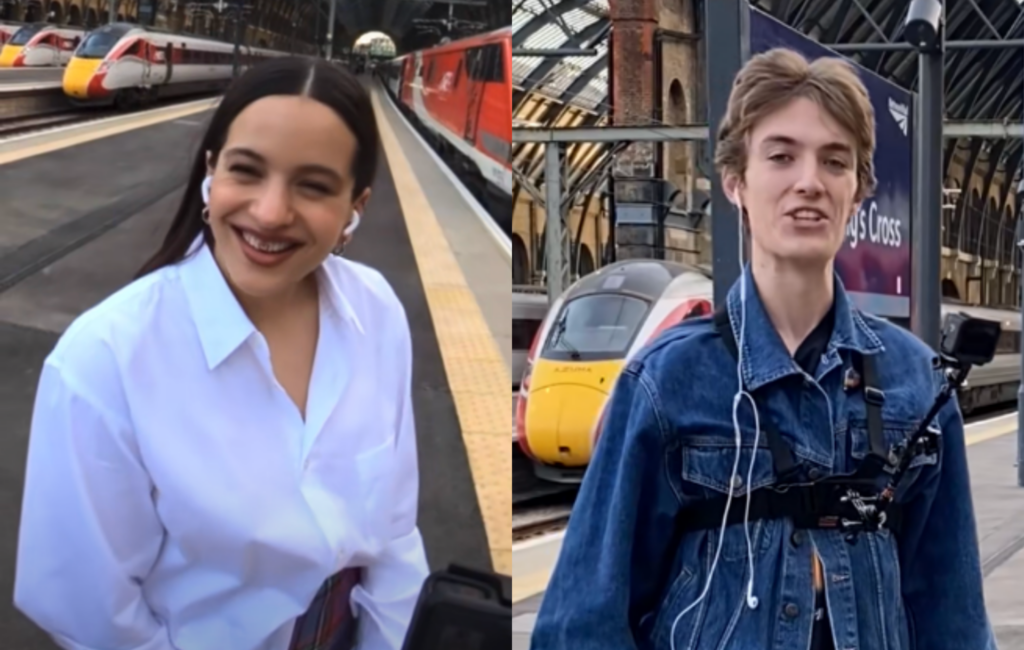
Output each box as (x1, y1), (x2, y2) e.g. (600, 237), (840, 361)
(791, 530), (805, 546)
(784, 603), (799, 618)
(731, 475), (745, 490)
(807, 468), (822, 481)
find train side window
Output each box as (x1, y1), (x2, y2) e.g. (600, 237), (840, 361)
(454, 59), (463, 86)
(996, 330), (1020, 354)
(466, 44), (504, 83)
(124, 40), (141, 57)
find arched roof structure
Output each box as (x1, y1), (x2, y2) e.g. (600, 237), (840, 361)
(512, 0), (1024, 270)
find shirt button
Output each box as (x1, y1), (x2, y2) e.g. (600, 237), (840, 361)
(784, 603), (800, 619)
(791, 530), (805, 547)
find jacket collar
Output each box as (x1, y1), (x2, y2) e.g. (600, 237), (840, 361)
(724, 264), (884, 391)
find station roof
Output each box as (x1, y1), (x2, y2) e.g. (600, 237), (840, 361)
(512, 0), (1024, 232)
(329, 0), (502, 52)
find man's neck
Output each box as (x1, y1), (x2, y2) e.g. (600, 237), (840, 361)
(750, 256), (834, 355)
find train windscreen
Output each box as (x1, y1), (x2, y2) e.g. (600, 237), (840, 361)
(541, 294), (649, 361)
(76, 24), (131, 58)
(9, 24), (44, 46)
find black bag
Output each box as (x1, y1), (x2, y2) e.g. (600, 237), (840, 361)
(401, 565), (511, 650)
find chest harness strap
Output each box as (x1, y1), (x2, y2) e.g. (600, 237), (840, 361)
(669, 308), (930, 544)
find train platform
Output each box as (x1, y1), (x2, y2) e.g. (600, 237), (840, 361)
(0, 68), (62, 85)
(0, 84), (510, 646)
(512, 414), (1024, 650)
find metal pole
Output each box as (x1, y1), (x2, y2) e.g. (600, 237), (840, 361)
(545, 143), (566, 306)
(1016, 203), (1024, 487)
(326, 0), (336, 60)
(909, 29), (944, 350)
(315, 0), (321, 57)
(232, 3), (241, 78)
(706, 0), (749, 308)
(829, 39), (1024, 53)
(108, 0), (117, 23)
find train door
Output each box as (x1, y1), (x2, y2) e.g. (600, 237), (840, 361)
(411, 51), (426, 117)
(164, 43), (173, 83)
(463, 46), (486, 144)
(463, 43), (501, 145)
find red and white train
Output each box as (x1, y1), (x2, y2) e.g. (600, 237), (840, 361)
(379, 28), (512, 233)
(0, 23), (87, 66)
(63, 23), (287, 108)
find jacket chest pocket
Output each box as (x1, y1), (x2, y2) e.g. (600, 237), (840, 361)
(680, 441), (780, 561)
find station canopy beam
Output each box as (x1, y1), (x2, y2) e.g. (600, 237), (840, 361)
(512, 121), (1024, 143)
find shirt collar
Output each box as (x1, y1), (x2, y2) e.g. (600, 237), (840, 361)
(178, 239), (364, 370)
(724, 263), (884, 391)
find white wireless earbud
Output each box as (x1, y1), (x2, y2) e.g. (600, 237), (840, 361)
(201, 175), (212, 205)
(343, 210), (361, 237)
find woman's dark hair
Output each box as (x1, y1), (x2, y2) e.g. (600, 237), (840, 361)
(135, 56), (379, 279)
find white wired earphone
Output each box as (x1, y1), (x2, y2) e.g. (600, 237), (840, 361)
(669, 193), (764, 650)
(200, 175), (361, 237)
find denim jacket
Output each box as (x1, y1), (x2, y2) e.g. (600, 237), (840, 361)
(530, 266), (996, 650)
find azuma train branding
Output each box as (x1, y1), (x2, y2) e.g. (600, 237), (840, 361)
(846, 199), (902, 249)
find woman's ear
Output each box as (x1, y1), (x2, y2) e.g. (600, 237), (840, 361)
(205, 150), (216, 177)
(352, 187), (371, 216)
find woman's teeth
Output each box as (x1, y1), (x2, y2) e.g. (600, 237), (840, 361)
(240, 230), (296, 253)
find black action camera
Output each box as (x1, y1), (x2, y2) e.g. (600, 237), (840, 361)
(400, 565), (511, 650)
(939, 312), (1001, 368)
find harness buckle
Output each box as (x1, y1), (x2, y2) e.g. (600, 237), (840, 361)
(863, 386), (886, 406)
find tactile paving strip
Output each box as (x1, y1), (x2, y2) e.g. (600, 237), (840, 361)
(374, 90), (511, 576)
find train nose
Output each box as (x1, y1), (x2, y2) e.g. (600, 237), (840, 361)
(0, 45), (22, 67)
(63, 58), (103, 99)
(523, 383), (607, 465)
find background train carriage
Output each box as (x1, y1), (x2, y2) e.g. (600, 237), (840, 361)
(514, 259), (1023, 484)
(0, 23), (85, 66)
(379, 28), (512, 234)
(63, 22), (286, 108)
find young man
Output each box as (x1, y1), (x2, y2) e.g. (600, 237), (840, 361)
(530, 48), (996, 650)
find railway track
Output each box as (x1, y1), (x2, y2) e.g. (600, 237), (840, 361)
(0, 109), (119, 139)
(513, 503), (573, 543)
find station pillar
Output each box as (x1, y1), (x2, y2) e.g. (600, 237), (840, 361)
(609, 0), (660, 261)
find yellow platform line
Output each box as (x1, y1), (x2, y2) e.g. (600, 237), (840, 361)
(0, 98), (219, 165)
(372, 89), (511, 576)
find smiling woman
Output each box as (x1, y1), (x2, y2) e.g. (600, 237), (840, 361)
(14, 57), (427, 650)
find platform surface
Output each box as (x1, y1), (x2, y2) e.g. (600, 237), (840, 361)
(512, 422), (1024, 650)
(0, 68), (63, 86)
(0, 87), (508, 647)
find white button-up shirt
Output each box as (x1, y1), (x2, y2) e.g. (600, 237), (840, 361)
(14, 242), (428, 650)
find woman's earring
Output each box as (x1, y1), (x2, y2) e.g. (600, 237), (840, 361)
(331, 242), (345, 256)
(201, 207), (211, 224)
